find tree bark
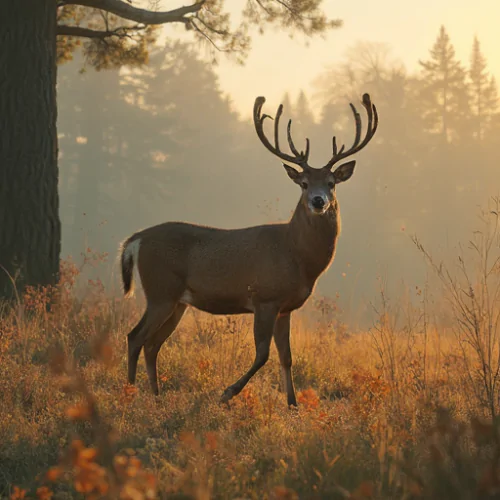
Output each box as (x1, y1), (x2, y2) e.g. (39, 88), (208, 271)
(0, 0), (60, 299)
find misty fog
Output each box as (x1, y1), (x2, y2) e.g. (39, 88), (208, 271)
(56, 30), (500, 328)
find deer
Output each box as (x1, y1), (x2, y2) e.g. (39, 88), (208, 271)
(120, 93), (378, 407)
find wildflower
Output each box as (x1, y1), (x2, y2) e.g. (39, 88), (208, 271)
(10, 486), (26, 499)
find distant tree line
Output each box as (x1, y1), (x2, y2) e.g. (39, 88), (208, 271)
(57, 25), (500, 326)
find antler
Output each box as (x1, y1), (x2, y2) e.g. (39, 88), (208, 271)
(254, 96), (310, 168)
(323, 93), (378, 170)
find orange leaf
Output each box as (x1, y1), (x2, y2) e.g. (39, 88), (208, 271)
(79, 447), (98, 461)
(36, 486), (53, 500)
(297, 388), (320, 411)
(65, 403), (91, 420)
(10, 486), (26, 499)
(46, 467), (63, 482)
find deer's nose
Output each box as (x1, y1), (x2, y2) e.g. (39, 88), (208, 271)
(312, 196), (326, 209)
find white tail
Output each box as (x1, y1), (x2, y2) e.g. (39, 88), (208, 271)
(121, 238), (140, 299)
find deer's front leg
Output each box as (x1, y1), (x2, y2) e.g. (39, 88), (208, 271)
(273, 313), (297, 407)
(220, 304), (279, 404)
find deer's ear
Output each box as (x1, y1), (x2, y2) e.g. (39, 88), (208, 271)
(283, 164), (302, 184)
(333, 160), (356, 184)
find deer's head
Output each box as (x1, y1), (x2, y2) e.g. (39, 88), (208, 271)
(254, 94), (378, 215)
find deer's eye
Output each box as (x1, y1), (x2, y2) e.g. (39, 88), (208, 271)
(328, 182), (335, 189)
(301, 182), (308, 189)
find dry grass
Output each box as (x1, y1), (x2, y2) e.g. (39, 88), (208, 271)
(1, 201), (500, 499)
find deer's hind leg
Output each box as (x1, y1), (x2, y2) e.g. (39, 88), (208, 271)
(144, 303), (187, 395)
(126, 301), (178, 391)
(127, 312), (147, 386)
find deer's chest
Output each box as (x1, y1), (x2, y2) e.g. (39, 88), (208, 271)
(280, 284), (314, 314)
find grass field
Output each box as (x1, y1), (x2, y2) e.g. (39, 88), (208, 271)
(1, 202), (500, 500)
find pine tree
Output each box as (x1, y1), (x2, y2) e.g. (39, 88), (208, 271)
(293, 90), (315, 155)
(295, 91), (315, 128)
(469, 37), (498, 140)
(486, 76), (499, 113)
(418, 25), (470, 142)
(281, 92), (294, 118)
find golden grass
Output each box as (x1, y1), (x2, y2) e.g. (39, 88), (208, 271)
(1, 239), (500, 499)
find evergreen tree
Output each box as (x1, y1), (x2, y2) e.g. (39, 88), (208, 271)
(295, 90), (315, 129)
(418, 25), (470, 142)
(293, 90), (316, 160)
(281, 92), (294, 117)
(469, 37), (498, 140)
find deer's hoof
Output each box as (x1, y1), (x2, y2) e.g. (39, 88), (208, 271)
(219, 387), (236, 406)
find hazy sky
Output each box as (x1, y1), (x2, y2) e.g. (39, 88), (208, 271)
(162, 0), (500, 118)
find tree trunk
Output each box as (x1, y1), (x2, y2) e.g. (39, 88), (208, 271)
(0, 0), (60, 299)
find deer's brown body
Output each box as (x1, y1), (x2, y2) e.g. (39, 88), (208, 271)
(121, 94), (378, 406)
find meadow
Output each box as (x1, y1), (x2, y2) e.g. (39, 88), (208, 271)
(1, 200), (500, 500)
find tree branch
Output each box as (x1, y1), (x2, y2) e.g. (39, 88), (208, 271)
(57, 24), (143, 39)
(190, 18), (231, 53)
(193, 13), (229, 37)
(65, 0), (205, 25)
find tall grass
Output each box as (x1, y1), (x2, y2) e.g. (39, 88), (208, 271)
(1, 199), (500, 499)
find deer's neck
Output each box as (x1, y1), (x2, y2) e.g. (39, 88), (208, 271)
(288, 199), (341, 284)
